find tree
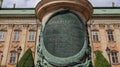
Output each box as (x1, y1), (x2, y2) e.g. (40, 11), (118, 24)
(17, 48), (34, 67)
(94, 51), (110, 67)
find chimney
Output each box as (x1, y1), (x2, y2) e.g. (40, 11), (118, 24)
(112, 2), (115, 7)
(13, 3), (16, 8)
(0, 0), (3, 8)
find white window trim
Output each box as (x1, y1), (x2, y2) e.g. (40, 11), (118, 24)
(29, 31), (35, 41)
(9, 51), (17, 64)
(111, 52), (119, 64)
(92, 31), (99, 42)
(13, 31), (20, 41)
(107, 30), (114, 41)
(0, 31), (5, 41)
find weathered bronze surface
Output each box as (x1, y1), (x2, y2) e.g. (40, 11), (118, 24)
(35, 0), (93, 67)
(43, 12), (85, 57)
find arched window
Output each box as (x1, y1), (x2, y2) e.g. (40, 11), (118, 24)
(111, 51), (119, 64)
(9, 51), (17, 64)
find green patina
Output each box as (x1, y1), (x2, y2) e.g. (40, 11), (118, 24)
(36, 10), (91, 67)
(0, 8), (120, 15)
(94, 8), (120, 15)
(0, 9), (35, 15)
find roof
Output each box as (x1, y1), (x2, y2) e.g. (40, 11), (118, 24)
(93, 7), (120, 15)
(0, 8), (120, 15)
(0, 8), (35, 15)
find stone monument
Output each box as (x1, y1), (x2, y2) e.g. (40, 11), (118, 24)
(35, 0), (93, 67)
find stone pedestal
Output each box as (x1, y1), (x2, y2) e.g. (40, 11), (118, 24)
(35, 0), (93, 67)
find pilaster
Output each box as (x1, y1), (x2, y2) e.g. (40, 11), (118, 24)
(34, 24), (41, 64)
(87, 24), (94, 65)
(114, 24), (120, 51)
(99, 24), (109, 61)
(19, 24), (28, 60)
(1, 24), (13, 67)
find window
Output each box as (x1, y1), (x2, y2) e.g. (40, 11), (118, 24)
(13, 31), (20, 41)
(9, 51), (17, 64)
(29, 31), (35, 41)
(111, 52), (118, 64)
(92, 31), (99, 42)
(0, 31), (5, 41)
(107, 30), (114, 41)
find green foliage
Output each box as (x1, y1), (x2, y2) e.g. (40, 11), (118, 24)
(94, 51), (110, 67)
(17, 48), (34, 67)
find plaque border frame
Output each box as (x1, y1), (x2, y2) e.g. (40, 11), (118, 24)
(39, 9), (88, 66)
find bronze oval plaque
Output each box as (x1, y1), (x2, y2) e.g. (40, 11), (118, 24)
(43, 11), (85, 58)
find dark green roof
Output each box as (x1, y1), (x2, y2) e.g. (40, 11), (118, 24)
(93, 7), (120, 15)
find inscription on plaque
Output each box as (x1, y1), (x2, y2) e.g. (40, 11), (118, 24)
(43, 12), (86, 57)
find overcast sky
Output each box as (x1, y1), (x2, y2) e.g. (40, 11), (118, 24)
(2, 0), (120, 8)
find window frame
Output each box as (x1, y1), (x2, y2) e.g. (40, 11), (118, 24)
(111, 51), (119, 64)
(28, 31), (35, 41)
(92, 31), (99, 42)
(107, 30), (114, 42)
(9, 51), (17, 64)
(0, 31), (5, 41)
(13, 31), (20, 41)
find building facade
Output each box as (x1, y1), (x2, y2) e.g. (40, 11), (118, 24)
(87, 8), (120, 67)
(0, 8), (120, 67)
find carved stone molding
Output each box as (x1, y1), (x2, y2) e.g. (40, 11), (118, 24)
(14, 24), (21, 30)
(11, 45), (18, 48)
(114, 24), (119, 29)
(8, 24), (14, 28)
(35, 0), (93, 23)
(27, 45), (34, 48)
(0, 44), (4, 48)
(99, 24), (105, 29)
(23, 24), (28, 28)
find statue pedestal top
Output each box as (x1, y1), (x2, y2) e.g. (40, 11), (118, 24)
(35, 0), (93, 23)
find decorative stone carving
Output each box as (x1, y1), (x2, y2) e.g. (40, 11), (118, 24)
(8, 24), (14, 28)
(15, 24), (21, 30)
(30, 24), (36, 30)
(23, 24), (28, 29)
(1, 24), (7, 30)
(23, 24), (28, 27)
(0, 44), (4, 48)
(114, 24), (119, 29)
(99, 24), (105, 29)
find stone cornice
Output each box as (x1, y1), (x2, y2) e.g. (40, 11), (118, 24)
(0, 15), (36, 18)
(92, 15), (120, 19)
(35, 0), (93, 23)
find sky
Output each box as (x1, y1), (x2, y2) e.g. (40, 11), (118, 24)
(2, 0), (120, 8)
